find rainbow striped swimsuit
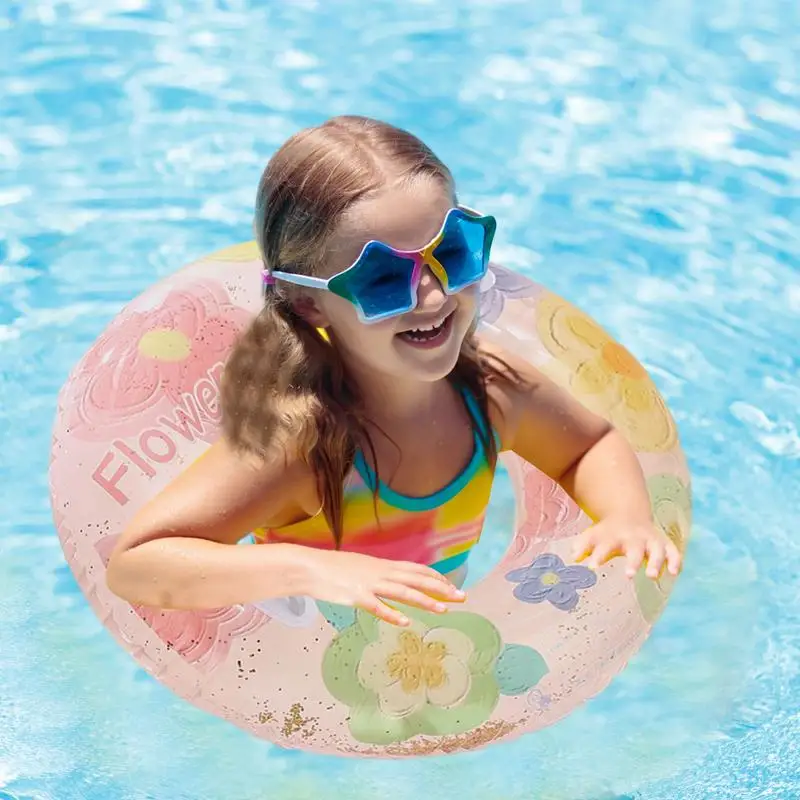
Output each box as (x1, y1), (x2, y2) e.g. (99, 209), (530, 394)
(253, 389), (496, 575)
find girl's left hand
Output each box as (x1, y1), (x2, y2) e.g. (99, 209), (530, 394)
(572, 517), (682, 580)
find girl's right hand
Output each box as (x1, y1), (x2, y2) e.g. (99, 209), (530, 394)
(305, 550), (466, 626)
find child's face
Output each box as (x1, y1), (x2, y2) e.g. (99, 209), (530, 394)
(309, 179), (480, 386)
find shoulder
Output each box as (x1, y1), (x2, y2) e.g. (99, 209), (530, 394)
(121, 435), (321, 549)
(475, 333), (611, 475)
(207, 436), (322, 522)
(476, 334), (598, 447)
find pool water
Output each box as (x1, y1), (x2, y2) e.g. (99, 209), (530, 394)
(1, 1), (798, 798)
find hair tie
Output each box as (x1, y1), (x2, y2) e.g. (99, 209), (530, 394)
(261, 270), (277, 287)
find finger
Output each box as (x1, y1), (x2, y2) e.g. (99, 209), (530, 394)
(587, 539), (620, 569)
(362, 597), (410, 627)
(665, 540), (683, 576)
(572, 532), (596, 563)
(396, 569), (466, 601)
(624, 542), (646, 578)
(377, 583), (450, 614)
(645, 539), (666, 580)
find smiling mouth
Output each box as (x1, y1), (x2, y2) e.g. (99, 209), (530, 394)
(396, 311), (455, 346)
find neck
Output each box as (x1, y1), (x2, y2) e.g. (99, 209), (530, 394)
(356, 368), (452, 429)
(323, 332), (462, 439)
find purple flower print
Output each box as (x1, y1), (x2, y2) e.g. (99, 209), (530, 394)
(505, 553), (597, 611)
(478, 262), (541, 325)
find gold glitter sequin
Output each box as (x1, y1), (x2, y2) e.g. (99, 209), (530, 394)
(281, 702), (319, 740)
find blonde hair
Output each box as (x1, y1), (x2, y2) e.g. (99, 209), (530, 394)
(221, 116), (518, 546)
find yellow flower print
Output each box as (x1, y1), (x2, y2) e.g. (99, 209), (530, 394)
(322, 607), (503, 745)
(536, 292), (677, 452)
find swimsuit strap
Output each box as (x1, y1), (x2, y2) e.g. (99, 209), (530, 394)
(352, 384), (497, 512)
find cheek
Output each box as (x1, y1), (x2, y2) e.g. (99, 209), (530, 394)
(358, 325), (405, 368)
(456, 285), (480, 316)
(318, 292), (354, 322)
(362, 321), (399, 351)
(326, 305), (396, 352)
(318, 295), (370, 338)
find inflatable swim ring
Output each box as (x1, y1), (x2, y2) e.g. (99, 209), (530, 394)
(49, 244), (691, 757)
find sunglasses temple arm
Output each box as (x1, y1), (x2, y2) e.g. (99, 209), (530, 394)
(269, 271), (331, 291)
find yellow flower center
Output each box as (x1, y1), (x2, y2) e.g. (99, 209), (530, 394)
(386, 631), (447, 693)
(541, 572), (560, 586)
(600, 341), (647, 378)
(138, 329), (191, 362)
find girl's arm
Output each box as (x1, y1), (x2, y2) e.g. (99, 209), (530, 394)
(105, 437), (323, 608)
(486, 345), (681, 579)
(106, 437), (464, 624)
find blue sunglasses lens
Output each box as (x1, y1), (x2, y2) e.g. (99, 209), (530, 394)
(343, 244), (416, 320)
(432, 215), (490, 291)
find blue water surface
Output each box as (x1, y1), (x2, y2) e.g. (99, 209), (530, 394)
(1, 1), (799, 798)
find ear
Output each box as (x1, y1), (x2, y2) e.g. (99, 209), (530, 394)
(292, 294), (329, 328)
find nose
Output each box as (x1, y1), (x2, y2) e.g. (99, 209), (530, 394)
(414, 265), (448, 312)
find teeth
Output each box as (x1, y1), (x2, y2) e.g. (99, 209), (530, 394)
(409, 320), (443, 334)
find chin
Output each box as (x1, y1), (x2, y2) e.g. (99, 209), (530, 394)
(409, 358), (460, 383)
(393, 337), (465, 383)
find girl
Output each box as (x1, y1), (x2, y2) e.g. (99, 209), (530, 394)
(107, 116), (681, 628)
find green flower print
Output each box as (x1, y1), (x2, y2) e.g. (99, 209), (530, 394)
(321, 606), (546, 745)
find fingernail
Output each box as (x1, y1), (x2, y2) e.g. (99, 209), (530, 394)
(454, 589), (465, 597)
(399, 616), (409, 626)
(435, 603), (447, 613)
